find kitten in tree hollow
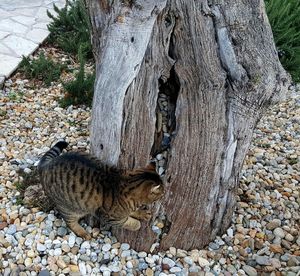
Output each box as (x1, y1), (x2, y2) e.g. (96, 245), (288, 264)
(38, 141), (164, 240)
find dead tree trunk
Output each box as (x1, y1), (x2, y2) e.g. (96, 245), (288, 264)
(86, 0), (289, 251)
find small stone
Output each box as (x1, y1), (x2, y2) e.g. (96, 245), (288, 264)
(6, 224), (17, 235)
(285, 233), (294, 242)
(138, 261), (148, 270)
(71, 246), (79, 255)
(227, 228), (234, 238)
(145, 268), (153, 276)
(126, 261), (133, 269)
(38, 269), (51, 276)
(25, 122), (33, 129)
(227, 264), (237, 274)
(281, 254), (290, 262)
(0, 222), (8, 230)
(27, 250), (35, 258)
(176, 249), (187, 257)
(37, 243), (46, 252)
(102, 243), (111, 252)
(209, 242), (219, 250)
(54, 248), (62, 256)
(69, 265), (79, 272)
(79, 255), (90, 262)
(121, 250), (131, 258)
(57, 259), (67, 269)
(269, 244), (284, 253)
(162, 257), (175, 268)
(121, 243), (130, 250)
(198, 257), (210, 267)
(287, 256), (300, 267)
(266, 219), (281, 230)
(62, 243), (70, 253)
(81, 241), (91, 249)
(145, 257), (155, 264)
(68, 235), (76, 247)
(79, 262), (87, 275)
(281, 239), (291, 250)
(270, 258), (281, 268)
(184, 257), (193, 265)
(24, 258), (32, 267)
(169, 247), (176, 256)
(255, 256), (271, 266)
(274, 228), (285, 238)
(24, 168), (32, 174)
(242, 265), (257, 276)
(138, 251), (147, 258)
(170, 267), (182, 273)
(57, 227), (67, 237)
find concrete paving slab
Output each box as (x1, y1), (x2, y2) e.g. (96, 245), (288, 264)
(0, 54), (22, 77)
(0, 0), (66, 86)
(0, 42), (16, 56)
(26, 28), (50, 44)
(0, 18), (28, 34)
(2, 35), (37, 57)
(0, 31), (9, 40)
(13, 15), (37, 26)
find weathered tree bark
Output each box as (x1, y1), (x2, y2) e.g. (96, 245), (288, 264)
(86, 0), (289, 251)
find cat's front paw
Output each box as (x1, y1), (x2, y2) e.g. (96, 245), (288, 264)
(83, 233), (92, 240)
(141, 210), (152, 221)
(123, 217), (141, 231)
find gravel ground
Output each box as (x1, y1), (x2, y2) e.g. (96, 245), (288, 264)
(0, 47), (299, 276)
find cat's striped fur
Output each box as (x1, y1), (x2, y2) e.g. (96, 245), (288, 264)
(38, 141), (164, 239)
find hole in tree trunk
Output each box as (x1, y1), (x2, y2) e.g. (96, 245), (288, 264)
(151, 66), (180, 176)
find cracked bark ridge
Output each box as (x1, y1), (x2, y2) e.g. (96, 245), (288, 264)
(87, 0), (290, 251)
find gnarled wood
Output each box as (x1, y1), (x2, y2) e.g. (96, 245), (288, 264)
(87, 0), (289, 251)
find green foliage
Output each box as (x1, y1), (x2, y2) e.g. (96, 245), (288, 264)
(47, 0), (92, 58)
(19, 53), (66, 86)
(60, 46), (95, 107)
(265, 0), (300, 81)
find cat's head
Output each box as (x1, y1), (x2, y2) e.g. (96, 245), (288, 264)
(123, 163), (164, 205)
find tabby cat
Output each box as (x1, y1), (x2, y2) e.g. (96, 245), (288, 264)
(38, 141), (164, 240)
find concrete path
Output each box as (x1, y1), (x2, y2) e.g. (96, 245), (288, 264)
(0, 0), (65, 86)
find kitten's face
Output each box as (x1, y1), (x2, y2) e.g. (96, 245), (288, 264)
(139, 179), (164, 204)
(124, 163), (164, 204)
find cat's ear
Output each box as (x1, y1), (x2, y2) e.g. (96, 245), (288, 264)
(150, 184), (161, 194)
(145, 162), (156, 172)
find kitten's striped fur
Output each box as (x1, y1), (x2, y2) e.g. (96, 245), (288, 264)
(38, 141), (164, 240)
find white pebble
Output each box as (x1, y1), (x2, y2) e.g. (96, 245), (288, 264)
(79, 262), (87, 275)
(126, 261), (133, 269)
(36, 243), (46, 252)
(54, 248), (62, 256)
(102, 243), (111, 252)
(68, 235), (76, 247)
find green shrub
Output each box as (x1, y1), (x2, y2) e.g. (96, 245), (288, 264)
(19, 53), (66, 86)
(265, 0), (300, 81)
(47, 0), (92, 59)
(60, 47), (95, 107)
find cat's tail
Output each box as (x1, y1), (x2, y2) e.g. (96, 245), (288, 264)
(38, 141), (69, 169)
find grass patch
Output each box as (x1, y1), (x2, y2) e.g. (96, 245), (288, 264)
(19, 53), (67, 86)
(266, 0), (300, 81)
(60, 46), (95, 107)
(46, 0), (95, 106)
(47, 0), (92, 58)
